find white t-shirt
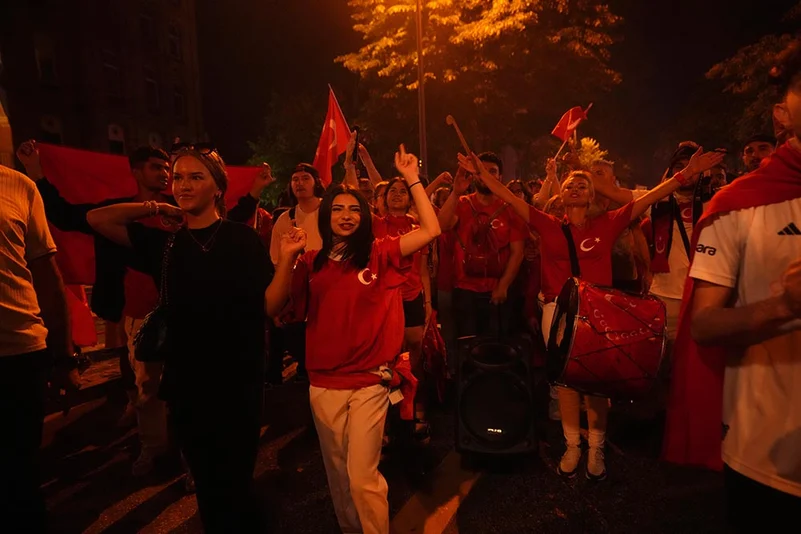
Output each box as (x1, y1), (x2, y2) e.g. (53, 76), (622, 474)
(690, 198), (801, 497)
(0, 166), (58, 357)
(649, 192), (706, 300)
(269, 203), (323, 265)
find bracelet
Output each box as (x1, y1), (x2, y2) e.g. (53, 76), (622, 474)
(408, 181), (422, 189)
(143, 201), (160, 217)
(674, 171), (691, 187)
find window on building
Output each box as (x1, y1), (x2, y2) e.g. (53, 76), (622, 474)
(140, 14), (157, 50)
(34, 33), (58, 86)
(40, 115), (63, 144)
(102, 49), (122, 104)
(173, 85), (186, 121)
(108, 124), (125, 154)
(144, 66), (160, 113)
(168, 23), (182, 60)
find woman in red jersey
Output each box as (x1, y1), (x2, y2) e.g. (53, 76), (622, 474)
(273, 146), (440, 534)
(460, 148), (723, 482)
(373, 176), (433, 440)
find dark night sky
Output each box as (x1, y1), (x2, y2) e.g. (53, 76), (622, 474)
(196, 0), (798, 180)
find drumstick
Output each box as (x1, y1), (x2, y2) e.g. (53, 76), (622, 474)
(446, 115), (483, 173)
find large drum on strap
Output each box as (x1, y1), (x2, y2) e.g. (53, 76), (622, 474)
(547, 278), (667, 400)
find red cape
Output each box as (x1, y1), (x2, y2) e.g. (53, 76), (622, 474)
(662, 142), (801, 470)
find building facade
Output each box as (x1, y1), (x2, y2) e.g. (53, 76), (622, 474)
(0, 0), (204, 156)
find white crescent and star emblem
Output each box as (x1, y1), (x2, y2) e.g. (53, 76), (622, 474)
(681, 207), (692, 221)
(655, 238), (666, 254)
(328, 119), (338, 150)
(490, 219), (502, 230)
(357, 268), (378, 286)
(580, 237), (600, 252)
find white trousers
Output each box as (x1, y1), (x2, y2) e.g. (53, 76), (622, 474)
(310, 383), (390, 534)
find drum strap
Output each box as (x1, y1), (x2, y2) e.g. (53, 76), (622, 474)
(561, 223), (581, 277)
(672, 201), (692, 258)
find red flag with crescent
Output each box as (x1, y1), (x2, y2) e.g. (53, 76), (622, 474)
(551, 104), (592, 142)
(312, 86), (351, 186)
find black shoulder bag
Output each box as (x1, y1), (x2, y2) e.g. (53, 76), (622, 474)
(134, 233), (176, 362)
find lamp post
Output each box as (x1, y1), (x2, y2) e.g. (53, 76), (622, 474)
(415, 0), (428, 177)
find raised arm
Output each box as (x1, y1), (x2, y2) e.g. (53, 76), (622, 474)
(17, 140), (98, 234)
(343, 131), (359, 188)
(533, 159), (560, 208)
(425, 171), (453, 197)
(458, 153), (531, 225)
(86, 202), (183, 247)
(265, 228), (307, 318)
(630, 147), (725, 221)
(437, 166), (470, 231)
(358, 143), (385, 185)
(227, 163), (274, 223)
(395, 146), (441, 257)
(591, 175), (635, 206)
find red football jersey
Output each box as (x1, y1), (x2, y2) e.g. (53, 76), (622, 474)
(291, 236), (411, 389)
(528, 202), (634, 301)
(373, 214), (423, 301)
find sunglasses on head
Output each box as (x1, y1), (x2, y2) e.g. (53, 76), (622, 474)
(170, 142), (217, 155)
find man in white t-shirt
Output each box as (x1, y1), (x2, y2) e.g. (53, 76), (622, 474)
(269, 163), (324, 381)
(686, 43), (801, 530)
(0, 165), (79, 531)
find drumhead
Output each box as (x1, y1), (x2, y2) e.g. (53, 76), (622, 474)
(546, 278), (580, 384)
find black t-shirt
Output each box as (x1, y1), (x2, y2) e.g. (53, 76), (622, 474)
(128, 219), (270, 403)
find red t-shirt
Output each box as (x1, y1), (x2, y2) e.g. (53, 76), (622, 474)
(436, 229), (456, 292)
(453, 194), (527, 293)
(373, 214), (423, 301)
(292, 236), (411, 389)
(528, 202), (634, 301)
(122, 216), (164, 319)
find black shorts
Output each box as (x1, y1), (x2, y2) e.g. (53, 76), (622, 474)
(725, 464), (801, 531)
(403, 292), (426, 328)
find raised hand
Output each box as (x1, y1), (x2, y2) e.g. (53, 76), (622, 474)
(545, 158), (557, 179)
(16, 140), (44, 179)
(685, 147), (726, 178)
(394, 144), (419, 180)
(281, 227), (307, 259)
(452, 160), (473, 195)
(345, 130), (358, 166)
(251, 162), (275, 197)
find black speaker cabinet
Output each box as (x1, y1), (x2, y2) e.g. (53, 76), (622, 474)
(456, 335), (537, 454)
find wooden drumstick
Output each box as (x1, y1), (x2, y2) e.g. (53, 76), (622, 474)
(446, 114), (484, 173)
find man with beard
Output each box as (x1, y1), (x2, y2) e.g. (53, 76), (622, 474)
(741, 134), (777, 174)
(437, 152), (526, 339)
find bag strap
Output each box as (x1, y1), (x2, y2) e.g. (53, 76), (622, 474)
(289, 207), (297, 226)
(560, 222), (581, 277)
(158, 233), (176, 307)
(672, 201), (692, 258)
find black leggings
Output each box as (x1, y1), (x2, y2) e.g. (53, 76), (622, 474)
(171, 395), (263, 533)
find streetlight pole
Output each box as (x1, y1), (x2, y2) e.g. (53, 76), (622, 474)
(415, 0), (428, 178)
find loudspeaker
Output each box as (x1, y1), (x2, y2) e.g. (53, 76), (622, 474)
(456, 335), (537, 454)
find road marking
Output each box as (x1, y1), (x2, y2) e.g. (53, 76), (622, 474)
(390, 450), (481, 534)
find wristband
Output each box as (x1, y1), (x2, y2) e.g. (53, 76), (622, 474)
(408, 181), (422, 189)
(674, 171), (691, 187)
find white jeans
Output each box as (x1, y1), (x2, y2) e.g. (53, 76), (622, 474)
(124, 317), (168, 454)
(310, 383), (390, 534)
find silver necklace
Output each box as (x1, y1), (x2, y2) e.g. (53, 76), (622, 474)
(187, 220), (222, 252)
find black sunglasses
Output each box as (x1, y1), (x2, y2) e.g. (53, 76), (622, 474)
(170, 141), (217, 155)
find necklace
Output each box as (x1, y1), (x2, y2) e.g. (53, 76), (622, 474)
(187, 220), (222, 252)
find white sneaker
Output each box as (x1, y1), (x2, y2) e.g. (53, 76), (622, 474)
(131, 450), (157, 477)
(558, 445), (581, 477)
(586, 446), (607, 481)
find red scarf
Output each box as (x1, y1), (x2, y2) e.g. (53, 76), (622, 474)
(662, 141), (801, 470)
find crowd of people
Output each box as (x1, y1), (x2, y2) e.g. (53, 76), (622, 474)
(4, 34), (801, 534)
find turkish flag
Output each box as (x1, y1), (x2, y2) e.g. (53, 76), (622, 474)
(37, 143), (261, 285)
(551, 104), (592, 142)
(312, 87), (351, 186)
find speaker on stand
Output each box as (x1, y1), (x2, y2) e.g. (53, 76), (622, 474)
(455, 335), (537, 455)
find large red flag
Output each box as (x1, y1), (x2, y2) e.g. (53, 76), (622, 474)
(551, 104), (592, 142)
(37, 143), (260, 285)
(312, 87), (351, 186)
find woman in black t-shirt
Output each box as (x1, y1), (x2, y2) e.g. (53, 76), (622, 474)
(87, 147), (305, 533)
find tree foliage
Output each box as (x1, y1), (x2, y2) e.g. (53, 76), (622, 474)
(337, 0), (622, 175)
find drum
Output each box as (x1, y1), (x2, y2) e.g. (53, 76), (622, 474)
(547, 278), (667, 400)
